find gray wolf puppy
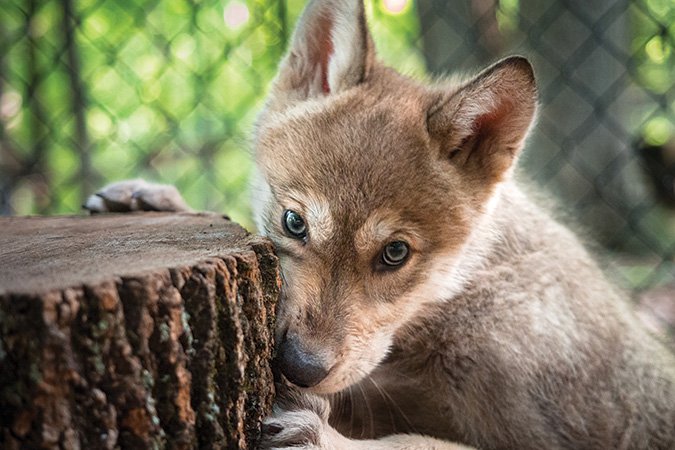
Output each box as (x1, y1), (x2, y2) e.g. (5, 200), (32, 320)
(88, 0), (675, 448)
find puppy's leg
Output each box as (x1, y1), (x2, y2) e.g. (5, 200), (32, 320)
(260, 387), (473, 450)
(84, 179), (191, 213)
(352, 434), (475, 450)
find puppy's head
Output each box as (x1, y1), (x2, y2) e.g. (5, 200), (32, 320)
(252, 0), (537, 394)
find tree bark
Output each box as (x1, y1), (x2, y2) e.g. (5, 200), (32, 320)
(0, 213), (280, 449)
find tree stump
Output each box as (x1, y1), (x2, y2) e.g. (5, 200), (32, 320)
(0, 213), (280, 449)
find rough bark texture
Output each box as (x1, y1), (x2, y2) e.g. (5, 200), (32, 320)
(0, 213), (280, 449)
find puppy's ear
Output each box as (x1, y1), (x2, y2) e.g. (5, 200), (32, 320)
(428, 56), (537, 183)
(269, 0), (375, 106)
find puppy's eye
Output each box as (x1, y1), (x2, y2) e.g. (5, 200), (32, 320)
(283, 210), (307, 239)
(381, 241), (409, 267)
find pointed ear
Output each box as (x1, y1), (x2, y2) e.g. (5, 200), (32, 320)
(428, 56), (537, 183)
(269, 0), (375, 106)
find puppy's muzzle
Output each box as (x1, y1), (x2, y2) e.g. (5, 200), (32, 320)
(276, 333), (331, 388)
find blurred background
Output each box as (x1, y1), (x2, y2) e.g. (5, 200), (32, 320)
(0, 0), (673, 326)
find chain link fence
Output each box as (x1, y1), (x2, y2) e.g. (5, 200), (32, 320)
(1, 0), (674, 312)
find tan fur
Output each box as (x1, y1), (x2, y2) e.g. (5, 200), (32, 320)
(254, 0), (675, 449)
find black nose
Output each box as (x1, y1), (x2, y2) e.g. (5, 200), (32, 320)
(276, 334), (329, 388)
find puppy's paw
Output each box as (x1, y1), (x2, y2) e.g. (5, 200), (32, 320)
(259, 385), (346, 450)
(260, 408), (326, 449)
(84, 179), (191, 213)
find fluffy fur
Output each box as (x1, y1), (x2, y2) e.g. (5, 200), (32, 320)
(253, 0), (675, 448)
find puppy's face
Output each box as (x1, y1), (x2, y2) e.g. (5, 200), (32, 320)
(255, 84), (474, 393)
(251, 0), (536, 394)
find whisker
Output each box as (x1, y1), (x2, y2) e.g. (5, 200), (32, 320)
(369, 375), (416, 433)
(367, 375), (396, 432)
(356, 379), (374, 439)
(330, 390), (344, 426)
(348, 385), (355, 438)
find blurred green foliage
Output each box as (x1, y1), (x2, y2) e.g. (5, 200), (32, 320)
(632, 0), (675, 146)
(0, 0), (673, 235)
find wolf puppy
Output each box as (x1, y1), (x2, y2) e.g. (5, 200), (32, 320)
(249, 0), (675, 448)
(89, 0), (675, 448)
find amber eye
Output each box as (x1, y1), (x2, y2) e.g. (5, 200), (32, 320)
(283, 210), (307, 239)
(381, 241), (409, 267)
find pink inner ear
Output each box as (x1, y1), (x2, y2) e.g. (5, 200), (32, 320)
(474, 98), (514, 137)
(316, 14), (334, 94)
